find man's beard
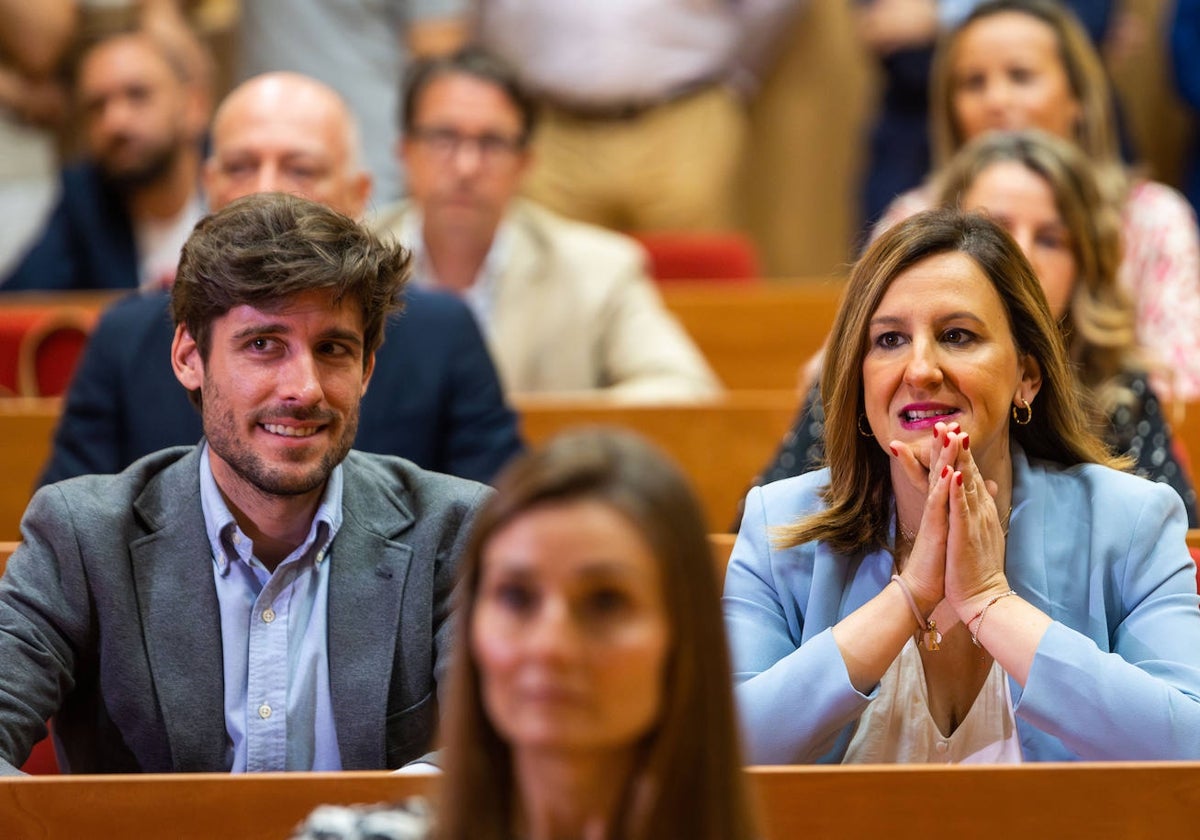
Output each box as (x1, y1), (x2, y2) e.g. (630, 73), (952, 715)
(98, 134), (182, 193)
(202, 381), (359, 499)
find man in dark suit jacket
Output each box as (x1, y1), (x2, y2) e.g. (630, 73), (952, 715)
(40, 71), (523, 485)
(3, 27), (209, 292)
(0, 193), (491, 774)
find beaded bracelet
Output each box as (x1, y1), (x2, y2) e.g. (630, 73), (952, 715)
(968, 590), (1018, 648)
(890, 575), (941, 651)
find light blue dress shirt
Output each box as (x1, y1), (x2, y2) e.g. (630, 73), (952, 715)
(199, 443), (344, 772)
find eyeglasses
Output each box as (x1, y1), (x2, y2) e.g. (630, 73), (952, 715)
(409, 127), (526, 164)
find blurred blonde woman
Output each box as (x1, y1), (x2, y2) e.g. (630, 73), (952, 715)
(879, 0), (1200, 400)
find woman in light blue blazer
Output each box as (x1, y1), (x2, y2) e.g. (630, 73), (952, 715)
(725, 208), (1200, 764)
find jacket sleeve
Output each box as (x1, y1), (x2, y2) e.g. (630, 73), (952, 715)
(0, 485), (91, 773)
(1014, 480), (1200, 759)
(598, 254), (722, 399)
(1, 184), (79, 292)
(723, 484), (870, 764)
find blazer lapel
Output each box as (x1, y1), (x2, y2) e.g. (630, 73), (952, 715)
(129, 449), (228, 771)
(491, 203), (554, 389)
(328, 464), (415, 769)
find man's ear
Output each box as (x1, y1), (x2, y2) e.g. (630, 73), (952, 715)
(171, 324), (204, 392)
(349, 171), (373, 219)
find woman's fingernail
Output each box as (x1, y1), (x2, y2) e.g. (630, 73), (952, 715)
(941, 465), (950, 478)
(889, 444), (898, 456)
(943, 435), (950, 447)
(963, 435), (969, 451)
(956, 472), (964, 486)
(932, 427), (939, 438)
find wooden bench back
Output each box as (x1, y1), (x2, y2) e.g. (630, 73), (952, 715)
(661, 279), (843, 390)
(514, 391), (796, 530)
(2, 763), (1199, 839)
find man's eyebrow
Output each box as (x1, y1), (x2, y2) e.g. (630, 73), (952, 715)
(230, 322), (290, 342)
(229, 324), (364, 346)
(319, 328), (364, 347)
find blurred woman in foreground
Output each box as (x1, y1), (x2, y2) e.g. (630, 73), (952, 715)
(440, 429), (755, 840)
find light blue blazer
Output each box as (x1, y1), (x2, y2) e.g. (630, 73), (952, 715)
(724, 445), (1200, 764)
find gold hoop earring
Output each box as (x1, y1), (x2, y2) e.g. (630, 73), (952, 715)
(1012, 397), (1032, 426)
(858, 413), (874, 437)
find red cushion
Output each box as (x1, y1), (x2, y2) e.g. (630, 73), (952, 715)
(20, 729), (59, 775)
(630, 231), (761, 283)
(0, 306), (96, 397)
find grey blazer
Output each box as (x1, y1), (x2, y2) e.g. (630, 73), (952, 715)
(0, 445), (491, 774)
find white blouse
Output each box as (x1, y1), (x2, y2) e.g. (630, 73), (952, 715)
(843, 638), (1023, 764)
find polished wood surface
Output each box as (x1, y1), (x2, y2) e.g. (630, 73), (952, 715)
(514, 390), (797, 530)
(661, 278), (843, 390)
(1, 763), (1198, 839)
(0, 398), (58, 542)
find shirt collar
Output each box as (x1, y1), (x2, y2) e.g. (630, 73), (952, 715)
(198, 440), (344, 575)
(398, 206), (512, 332)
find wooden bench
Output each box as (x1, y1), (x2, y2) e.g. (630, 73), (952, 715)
(0, 392), (799, 540)
(1, 763), (1198, 839)
(0, 398), (59, 541)
(661, 279), (844, 390)
(514, 391), (797, 530)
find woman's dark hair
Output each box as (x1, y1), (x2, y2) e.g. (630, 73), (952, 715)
(437, 429), (757, 840)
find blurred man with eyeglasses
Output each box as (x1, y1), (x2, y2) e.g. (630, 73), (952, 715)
(375, 46), (719, 399)
(39, 71), (523, 489)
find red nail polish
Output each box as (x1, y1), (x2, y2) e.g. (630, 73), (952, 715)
(956, 472), (964, 486)
(943, 435), (950, 447)
(932, 428), (939, 438)
(889, 445), (898, 456)
(941, 465), (949, 478)
(963, 435), (969, 451)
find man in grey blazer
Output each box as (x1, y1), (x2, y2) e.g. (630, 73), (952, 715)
(0, 193), (491, 774)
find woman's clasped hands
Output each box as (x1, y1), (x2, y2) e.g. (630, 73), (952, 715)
(889, 420), (1013, 630)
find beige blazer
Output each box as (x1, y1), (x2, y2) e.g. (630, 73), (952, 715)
(374, 199), (720, 399)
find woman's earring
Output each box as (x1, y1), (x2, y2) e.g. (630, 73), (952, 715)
(1011, 397), (1033, 426)
(858, 413), (874, 437)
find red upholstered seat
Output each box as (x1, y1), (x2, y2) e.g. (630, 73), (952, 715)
(0, 307), (96, 397)
(629, 231), (762, 283)
(21, 729), (59, 774)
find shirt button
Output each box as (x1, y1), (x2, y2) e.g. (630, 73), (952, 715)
(258, 704), (272, 720)
(316, 549), (326, 564)
(935, 740), (949, 754)
(262, 608), (276, 624)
